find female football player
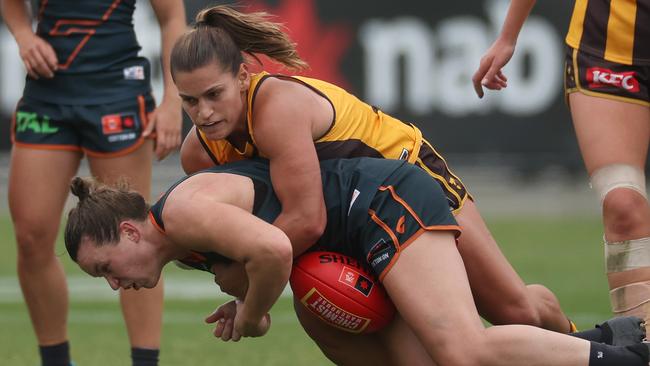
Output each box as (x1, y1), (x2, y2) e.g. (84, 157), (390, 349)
(2, 0), (186, 364)
(63, 157), (649, 366)
(473, 0), (650, 320)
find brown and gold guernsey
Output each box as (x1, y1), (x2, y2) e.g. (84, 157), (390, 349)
(566, 0), (650, 65)
(196, 72), (469, 212)
(197, 72), (423, 164)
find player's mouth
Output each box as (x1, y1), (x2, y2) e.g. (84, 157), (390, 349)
(199, 120), (224, 131)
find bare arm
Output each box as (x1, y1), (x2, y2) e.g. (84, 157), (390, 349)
(252, 79), (328, 256)
(144, 0), (187, 160)
(1, 0), (58, 78)
(163, 180), (293, 337)
(180, 126), (217, 174)
(472, 0), (536, 98)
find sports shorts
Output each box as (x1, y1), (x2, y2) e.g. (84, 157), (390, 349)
(11, 93), (155, 157)
(314, 162), (462, 282)
(565, 46), (650, 106)
(415, 138), (472, 214)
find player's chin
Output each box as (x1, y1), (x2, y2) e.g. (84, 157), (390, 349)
(144, 275), (162, 289)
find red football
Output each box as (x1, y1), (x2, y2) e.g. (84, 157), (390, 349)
(290, 251), (396, 334)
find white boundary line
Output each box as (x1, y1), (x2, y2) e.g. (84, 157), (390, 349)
(0, 275), (293, 303)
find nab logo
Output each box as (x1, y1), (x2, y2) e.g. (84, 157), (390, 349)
(587, 67), (639, 92)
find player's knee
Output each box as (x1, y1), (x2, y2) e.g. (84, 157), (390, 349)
(489, 290), (544, 327)
(603, 188), (649, 236)
(14, 223), (57, 263)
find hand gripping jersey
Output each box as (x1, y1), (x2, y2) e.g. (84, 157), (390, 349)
(149, 158), (460, 280)
(23, 0), (151, 104)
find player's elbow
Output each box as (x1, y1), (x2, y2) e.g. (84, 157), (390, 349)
(300, 209), (327, 244)
(260, 230), (294, 274)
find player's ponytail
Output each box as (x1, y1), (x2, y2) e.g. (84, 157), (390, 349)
(171, 5), (307, 77)
(64, 177), (149, 262)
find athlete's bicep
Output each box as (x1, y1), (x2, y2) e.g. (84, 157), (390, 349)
(163, 187), (290, 262)
(252, 81), (327, 250)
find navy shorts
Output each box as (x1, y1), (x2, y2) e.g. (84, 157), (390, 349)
(361, 164), (461, 280)
(12, 93), (155, 157)
(314, 162), (461, 281)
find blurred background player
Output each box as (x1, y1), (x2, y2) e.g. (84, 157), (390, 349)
(1, 0), (186, 365)
(174, 5), (576, 333)
(62, 158), (650, 366)
(473, 0), (650, 320)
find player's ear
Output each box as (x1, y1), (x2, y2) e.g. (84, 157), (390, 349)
(237, 63), (250, 91)
(120, 221), (140, 243)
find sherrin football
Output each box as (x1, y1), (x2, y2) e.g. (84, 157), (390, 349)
(290, 251), (396, 334)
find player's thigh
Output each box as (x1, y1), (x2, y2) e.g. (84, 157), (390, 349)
(453, 200), (530, 322)
(293, 297), (393, 366)
(9, 147), (81, 249)
(88, 140), (154, 198)
(570, 92), (649, 172)
(377, 312), (437, 366)
(382, 231), (485, 362)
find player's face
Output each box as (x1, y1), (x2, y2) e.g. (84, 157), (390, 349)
(175, 62), (250, 141)
(76, 234), (162, 291)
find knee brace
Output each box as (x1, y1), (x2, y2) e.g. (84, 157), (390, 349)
(606, 237), (650, 317)
(590, 164), (647, 204)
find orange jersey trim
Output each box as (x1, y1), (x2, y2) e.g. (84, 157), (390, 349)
(148, 211), (166, 234)
(48, 0), (123, 69)
(378, 185), (461, 234)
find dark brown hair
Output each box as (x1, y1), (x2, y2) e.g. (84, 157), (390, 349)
(170, 5), (307, 77)
(64, 177), (149, 262)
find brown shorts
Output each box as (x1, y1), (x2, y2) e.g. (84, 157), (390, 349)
(565, 46), (650, 107)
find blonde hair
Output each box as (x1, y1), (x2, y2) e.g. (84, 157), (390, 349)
(171, 5), (307, 77)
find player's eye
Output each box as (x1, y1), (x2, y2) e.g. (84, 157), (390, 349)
(181, 96), (197, 106)
(207, 89), (221, 99)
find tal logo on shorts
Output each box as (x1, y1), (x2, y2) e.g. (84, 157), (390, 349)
(338, 266), (373, 297)
(15, 111), (58, 134)
(586, 67), (639, 92)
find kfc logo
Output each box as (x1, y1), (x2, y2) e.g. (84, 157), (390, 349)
(587, 67), (639, 92)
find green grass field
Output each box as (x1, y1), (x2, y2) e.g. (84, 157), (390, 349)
(0, 213), (612, 365)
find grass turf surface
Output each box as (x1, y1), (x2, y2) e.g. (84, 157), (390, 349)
(0, 213), (611, 365)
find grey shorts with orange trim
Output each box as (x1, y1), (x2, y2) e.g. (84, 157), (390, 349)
(565, 46), (650, 106)
(12, 93), (155, 157)
(337, 163), (460, 281)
